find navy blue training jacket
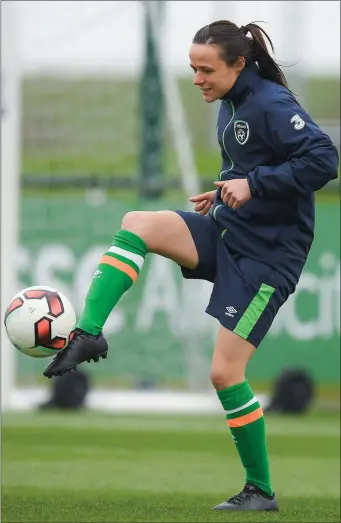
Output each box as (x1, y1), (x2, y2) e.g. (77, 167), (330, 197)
(213, 65), (339, 285)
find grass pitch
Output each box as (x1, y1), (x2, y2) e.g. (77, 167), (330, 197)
(2, 410), (340, 522)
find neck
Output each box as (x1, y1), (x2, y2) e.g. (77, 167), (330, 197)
(221, 65), (262, 106)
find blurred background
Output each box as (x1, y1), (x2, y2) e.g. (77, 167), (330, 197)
(1, 2), (340, 522)
(1, 0), (339, 410)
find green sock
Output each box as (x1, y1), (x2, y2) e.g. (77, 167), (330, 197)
(217, 380), (273, 496)
(77, 229), (148, 335)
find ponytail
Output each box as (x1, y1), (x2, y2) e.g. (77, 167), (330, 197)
(242, 22), (288, 88)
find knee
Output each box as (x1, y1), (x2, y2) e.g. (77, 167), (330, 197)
(210, 364), (245, 390)
(121, 211), (156, 248)
(121, 211), (141, 232)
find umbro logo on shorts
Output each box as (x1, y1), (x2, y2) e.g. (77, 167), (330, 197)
(225, 306), (237, 318)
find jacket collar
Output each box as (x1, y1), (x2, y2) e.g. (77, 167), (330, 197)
(221, 65), (263, 106)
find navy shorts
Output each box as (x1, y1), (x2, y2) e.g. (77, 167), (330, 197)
(176, 211), (294, 348)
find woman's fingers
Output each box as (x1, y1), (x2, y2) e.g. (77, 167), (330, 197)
(195, 200), (207, 211)
(196, 200), (213, 215)
(202, 201), (212, 215)
(190, 190), (216, 203)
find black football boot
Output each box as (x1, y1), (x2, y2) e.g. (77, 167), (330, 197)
(43, 328), (108, 378)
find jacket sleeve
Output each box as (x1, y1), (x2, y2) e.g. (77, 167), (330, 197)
(247, 98), (339, 198)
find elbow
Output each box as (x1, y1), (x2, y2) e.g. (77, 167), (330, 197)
(327, 144), (339, 181)
(316, 143), (339, 183)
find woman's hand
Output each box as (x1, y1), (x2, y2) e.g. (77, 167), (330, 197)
(189, 190), (216, 215)
(214, 179), (251, 209)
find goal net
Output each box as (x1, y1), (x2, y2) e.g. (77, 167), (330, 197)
(1, 1), (227, 413)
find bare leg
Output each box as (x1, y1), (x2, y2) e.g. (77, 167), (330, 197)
(210, 325), (255, 389)
(43, 210), (199, 378)
(121, 210), (199, 269)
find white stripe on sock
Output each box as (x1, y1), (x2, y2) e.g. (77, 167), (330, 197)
(225, 396), (258, 415)
(109, 246), (145, 270)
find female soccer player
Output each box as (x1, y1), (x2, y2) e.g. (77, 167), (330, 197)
(44, 21), (339, 511)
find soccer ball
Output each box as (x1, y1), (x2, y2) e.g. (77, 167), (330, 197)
(4, 285), (76, 358)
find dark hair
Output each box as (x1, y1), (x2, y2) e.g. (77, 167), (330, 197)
(193, 20), (288, 88)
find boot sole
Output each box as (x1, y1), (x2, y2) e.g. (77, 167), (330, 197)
(86, 351), (108, 363)
(44, 351), (108, 378)
(212, 507), (279, 511)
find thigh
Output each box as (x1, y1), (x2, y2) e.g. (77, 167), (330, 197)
(175, 211), (220, 283)
(206, 244), (293, 348)
(122, 210), (199, 269)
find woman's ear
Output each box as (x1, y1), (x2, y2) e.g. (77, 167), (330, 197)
(234, 56), (246, 73)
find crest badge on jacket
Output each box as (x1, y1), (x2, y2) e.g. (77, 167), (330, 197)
(234, 120), (249, 145)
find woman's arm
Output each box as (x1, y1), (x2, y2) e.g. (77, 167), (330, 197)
(247, 100), (339, 198)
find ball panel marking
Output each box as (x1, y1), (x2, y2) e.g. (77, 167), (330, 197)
(4, 297), (24, 321)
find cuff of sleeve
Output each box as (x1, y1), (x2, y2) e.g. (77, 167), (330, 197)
(247, 172), (258, 197)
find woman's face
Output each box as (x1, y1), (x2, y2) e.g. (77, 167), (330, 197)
(189, 43), (244, 103)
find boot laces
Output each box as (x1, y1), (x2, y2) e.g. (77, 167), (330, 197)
(52, 329), (83, 361)
(227, 484), (257, 505)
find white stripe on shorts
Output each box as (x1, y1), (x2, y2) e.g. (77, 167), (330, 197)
(225, 396), (258, 415)
(108, 246), (145, 270)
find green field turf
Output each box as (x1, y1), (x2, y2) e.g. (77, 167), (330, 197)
(2, 410), (340, 522)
